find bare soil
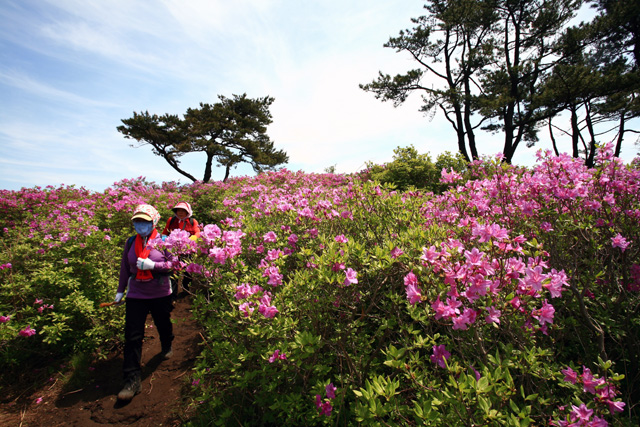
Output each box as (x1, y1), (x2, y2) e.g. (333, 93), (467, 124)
(0, 295), (201, 427)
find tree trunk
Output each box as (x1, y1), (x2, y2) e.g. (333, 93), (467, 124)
(463, 76), (478, 160)
(585, 110), (596, 168)
(548, 119), (560, 156)
(615, 112), (625, 157)
(202, 152), (215, 183)
(571, 107), (579, 159)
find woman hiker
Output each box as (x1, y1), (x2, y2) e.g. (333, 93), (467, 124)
(161, 201), (200, 297)
(114, 203), (176, 401)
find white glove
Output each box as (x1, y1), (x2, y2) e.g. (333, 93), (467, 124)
(136, 257), (155, 270)
(114, 292), (124, 305)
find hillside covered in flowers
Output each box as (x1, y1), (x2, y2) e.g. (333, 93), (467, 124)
(1, 145), (639, 426)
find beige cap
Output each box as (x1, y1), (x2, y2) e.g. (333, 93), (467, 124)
(131, 212), (152, 221)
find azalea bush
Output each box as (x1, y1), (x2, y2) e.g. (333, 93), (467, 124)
(0, 178), (186, 380)
(1, 146), (639, 426)
(149, 146), (637, 426)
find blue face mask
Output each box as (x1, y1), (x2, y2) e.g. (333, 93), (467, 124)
(134, 221), (154, 237)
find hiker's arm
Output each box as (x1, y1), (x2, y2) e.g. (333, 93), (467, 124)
(192, 219), (201, 238)
(117, 244), (132, 294)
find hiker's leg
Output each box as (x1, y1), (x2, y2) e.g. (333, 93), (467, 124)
(150, 295), (174, 353)
(123, 298), (149, 380)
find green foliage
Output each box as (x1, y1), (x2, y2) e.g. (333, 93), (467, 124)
(363, 146), (468, 193)
(361, 0), (638, 164)
(117, 93), (289, 183)
(1, 151), (639, 426)
(0, 180), (188, 387)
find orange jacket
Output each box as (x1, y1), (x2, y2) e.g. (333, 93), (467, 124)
(162, 216), (201, 238)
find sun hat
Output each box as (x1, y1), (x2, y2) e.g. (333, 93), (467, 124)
(131, 204), (160, 226)
(172, 201), (193, 217)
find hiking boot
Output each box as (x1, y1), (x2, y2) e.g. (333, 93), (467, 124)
(161, 348), (173, 359)
(117, 376), (141, 401)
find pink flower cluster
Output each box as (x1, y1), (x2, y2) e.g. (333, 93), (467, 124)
(234, 283), (279, 318)
(403, 272), (422, 305)
(430, 344), (451, 369)
(417, 232), (568, 333)
(19, 325), (37, 337)
(34, 298), (54, 313)
(315, 382), (337, 416)
(268, 349), (287, 363)
(560, 367), (625, 415)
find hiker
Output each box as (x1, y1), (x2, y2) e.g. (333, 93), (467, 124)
(114, 203), (176, 401)
(161, 201), (200, 297)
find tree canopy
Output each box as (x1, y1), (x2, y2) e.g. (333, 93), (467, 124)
(117, 94), (289, 182)
(361, 0), (640, 165)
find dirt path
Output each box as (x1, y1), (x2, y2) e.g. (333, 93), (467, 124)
(0, 296), (201, 427)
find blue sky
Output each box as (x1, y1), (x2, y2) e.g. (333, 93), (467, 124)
(1, 1), (637, 191)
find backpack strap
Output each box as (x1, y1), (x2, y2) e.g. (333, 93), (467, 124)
(124, 235), (136, 253)
(170, 216), (194, 229)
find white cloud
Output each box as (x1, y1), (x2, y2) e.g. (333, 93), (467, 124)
(1, 0), (635, 192)
(0, 69), (120, 108)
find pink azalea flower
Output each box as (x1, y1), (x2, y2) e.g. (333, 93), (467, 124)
(266, 249), (283, 261)
(430, 344), (450, 369)
(325, 383), (337, 399)
(485, 306), (501, 324)
(470, 365), (481, 381)
(523, 265), (545, 292)
(404, 272), (418, 287)
(315, 395), (333, 416)
(590, 416), (609, 427)
(431, 297), (448, 320)
(581, 367), (605, 394)
(239, 302), (254, 317)
(201, 224), (222, 243)
(268, 349), (287, 363)
(390, 246), (403, 259)
(332, 262), (345, 272)
(0, 315), (10, 323)
(344, 268), (358, 286)
(569, 403), (593, 423)
(611, 233), (631, 251)
(319, 401), (332, 416)
(421, 245), (439, 263)
(263, 231), (278, 243)
(534, 300), (555, 325)
(463, 247), (484, 265)
(334, 234), (348, 243)
(561, 367), (578, 384)
(405, 284), (422, 305)
(259, 304), (279, 318)
(19, 325), (37, 337)
(606, 399), (626, 414)
(540, 222), (554, 232)
(452, 308), (477, 330)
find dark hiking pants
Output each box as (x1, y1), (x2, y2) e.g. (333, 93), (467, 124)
(123, 296), (174, 380)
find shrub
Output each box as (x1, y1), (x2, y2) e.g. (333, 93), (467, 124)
(363, 145), (468, 193)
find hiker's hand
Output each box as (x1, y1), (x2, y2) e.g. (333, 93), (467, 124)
(114, 292), (124, 305)
(136, 257), (155, 270)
